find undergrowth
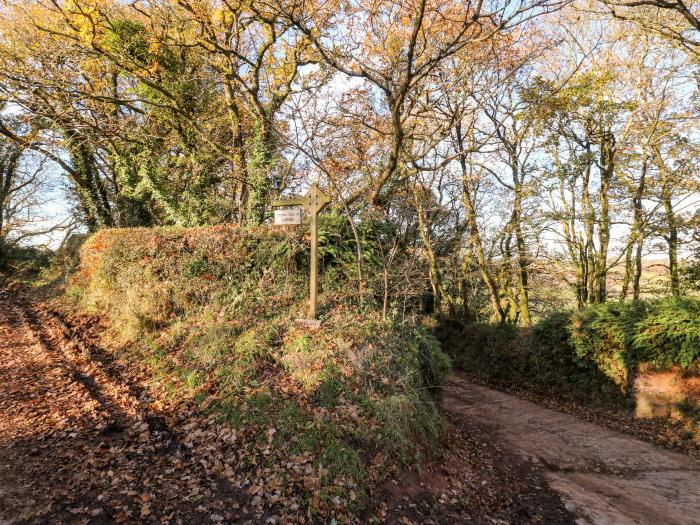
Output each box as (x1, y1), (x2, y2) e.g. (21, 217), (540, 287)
(444, 296), (700, 412)
(571, 297), (700, 375)
(0, 241), (52, 281)
(68, 225), (450, 517)
(443, 297), (700, 401)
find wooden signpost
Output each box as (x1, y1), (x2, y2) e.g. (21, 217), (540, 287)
(272, 183), (331, 322)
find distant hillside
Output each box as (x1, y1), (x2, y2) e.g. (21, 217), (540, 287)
(526, 257), (687, 319)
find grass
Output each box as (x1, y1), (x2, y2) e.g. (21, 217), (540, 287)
(66, 224), (451, 517)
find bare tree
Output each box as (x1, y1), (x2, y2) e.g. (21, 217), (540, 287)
(0, 137), (68, 253)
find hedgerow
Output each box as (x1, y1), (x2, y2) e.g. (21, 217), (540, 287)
(0, 240), (52, 279)
(444, 297), (700, 405)
(68, 224), (450, 517)
(571, 297), (700, 379)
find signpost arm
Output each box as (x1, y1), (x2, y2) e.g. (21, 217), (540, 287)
(271, 198), (306, 207)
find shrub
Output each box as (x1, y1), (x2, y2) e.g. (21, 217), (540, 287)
(445, 322), (530, 382)
(0, 240), (52, 279)
(570, 298), (700, 380)
(631, 297), (700, 368)
(68, 224), (450, 515)
(445, 297), (700, 406)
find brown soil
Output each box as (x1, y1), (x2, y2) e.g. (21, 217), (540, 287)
(372, 416), (576, 524)
(463, 373), (700, 460)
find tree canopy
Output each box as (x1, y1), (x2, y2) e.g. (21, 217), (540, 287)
(1, 0), (699, 321)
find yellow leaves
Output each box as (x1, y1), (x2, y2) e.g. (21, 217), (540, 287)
(214, 5), (235, 27)
(63, 0), (108, 44)
(148, 39), (161, 56)
(384, 32), (405, 65)
(182, 0), (218, 21)
(262, 21), (275, 43)
(213, 5), (225, 24)
(272, 57), (297, 87)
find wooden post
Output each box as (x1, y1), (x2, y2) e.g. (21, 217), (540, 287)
(309, 204), (319, 319)
(272, 183), (331, 320)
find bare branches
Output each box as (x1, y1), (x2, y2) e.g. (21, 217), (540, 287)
(601, 0), (700, 53)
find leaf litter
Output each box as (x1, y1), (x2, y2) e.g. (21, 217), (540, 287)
(0, 287), (574, 524)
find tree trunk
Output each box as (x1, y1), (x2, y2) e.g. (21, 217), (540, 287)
(0, 150), (20, 215)
(458, 244), (476, 321)
(500, 227), (519, 324)
(654, 146), (680, 296)
(622, 151), (647, 300)
(244, 121), (274, 226)
(633, 234), (644, 300)
(66, 132), (114, 231)
(633, 152), (648, 300)
(413, 185), (451, 316)
(0, 147), (21, 242)
(556, 166), (585, 309)
(664, 192), (680, 296)
(596, 132), (614, 304)
(223, 81), (249, 224)
(455, 123), (505, 322)
(512, 177), (531, 326)
(582, 155), (597, 305)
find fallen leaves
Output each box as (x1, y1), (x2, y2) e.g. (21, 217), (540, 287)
(0, 288), (579, 524)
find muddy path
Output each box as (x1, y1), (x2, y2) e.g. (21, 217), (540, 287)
(445, 375), (700, 525)
(0, 289), (245, 524)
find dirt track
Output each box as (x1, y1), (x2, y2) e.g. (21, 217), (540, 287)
(10, 285), (689, 524)
(0, 289), (575, 524)
(0, 289), (241, 524)
(445, 375), (700, 525)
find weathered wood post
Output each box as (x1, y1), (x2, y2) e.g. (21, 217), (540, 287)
(272, 183), (331, 321)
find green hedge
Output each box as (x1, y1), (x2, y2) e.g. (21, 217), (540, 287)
(69, 225), (451, 516)
(0, 241), (52, 278)
(570, 298), (700, 385)
(444, 297), (700, 405)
